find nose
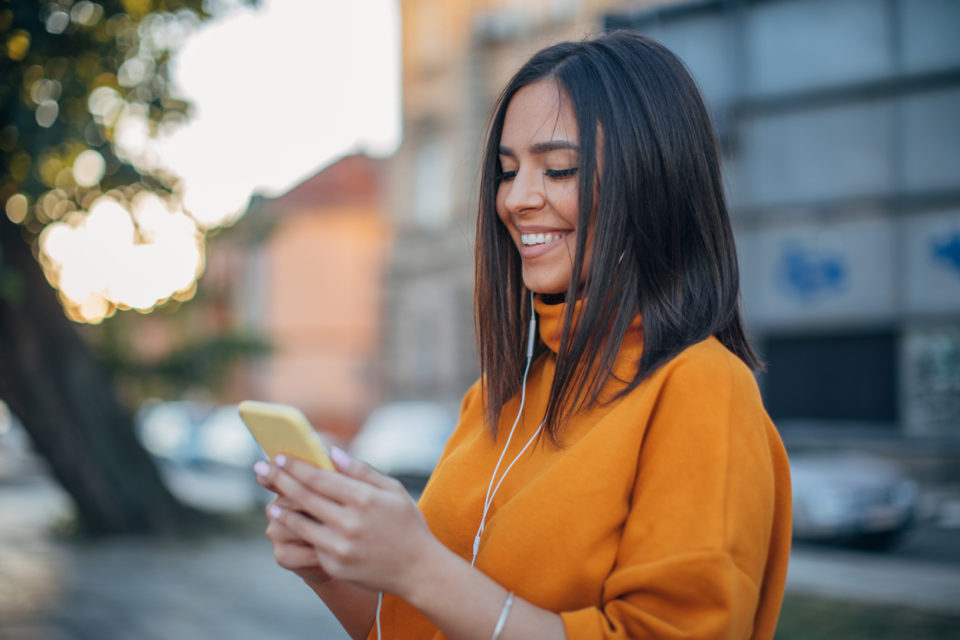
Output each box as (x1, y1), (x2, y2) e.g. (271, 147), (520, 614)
(502, 167), (545, 215)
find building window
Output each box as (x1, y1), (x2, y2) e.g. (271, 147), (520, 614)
(762, 331), (898, 425)
(413, 136), (453, 230)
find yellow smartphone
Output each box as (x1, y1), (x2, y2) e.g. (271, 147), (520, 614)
(238, 400), (335, 470)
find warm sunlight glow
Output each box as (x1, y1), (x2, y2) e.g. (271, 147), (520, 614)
(39, 193), (205, 323)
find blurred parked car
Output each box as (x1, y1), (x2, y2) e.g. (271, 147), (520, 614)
(135, 400), (261, 469)
(135, 400), (271, 512)
(349, 402), (457, 493)
(791, 451), (919, 550)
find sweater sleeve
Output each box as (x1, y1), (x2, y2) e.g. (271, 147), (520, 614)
(560, 347), (786, 639)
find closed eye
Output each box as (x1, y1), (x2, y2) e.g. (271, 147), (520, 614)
(498, 170), (517, 182)
(545, 168), (578, 179)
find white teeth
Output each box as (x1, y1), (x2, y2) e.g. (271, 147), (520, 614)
(521, 232), (566, 246)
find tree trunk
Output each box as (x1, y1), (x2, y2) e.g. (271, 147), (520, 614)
(0, 216), (203, 535)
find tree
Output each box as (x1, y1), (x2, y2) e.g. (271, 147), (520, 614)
(0, 0), (248, 534)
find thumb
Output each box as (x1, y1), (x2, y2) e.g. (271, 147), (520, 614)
(330, 446), (399, 491)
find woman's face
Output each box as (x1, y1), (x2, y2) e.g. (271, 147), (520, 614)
(496, 79), (590, 295)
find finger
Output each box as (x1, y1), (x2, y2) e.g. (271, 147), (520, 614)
(254, 460), (283, 494)
(274, 495), (304, 511)
(274, 454), (366, 505)
(264, 496), (306, 524)
(266, 518), (310, 545)
(267, 494), (307, 512)
(273, 543), (320, 570)
(266, 500), (317, 536)
(278, 450), (403, 505)
(329, 446), (403, 492)
(268, 464), (346, 524)
(268, 503), (334, 552)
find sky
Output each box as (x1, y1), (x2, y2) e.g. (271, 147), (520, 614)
(161, 0), (401, 227)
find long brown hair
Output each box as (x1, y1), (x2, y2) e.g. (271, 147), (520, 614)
(475, 31), (761, 441)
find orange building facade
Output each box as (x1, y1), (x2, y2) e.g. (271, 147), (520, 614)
(233, 155), (390, 440)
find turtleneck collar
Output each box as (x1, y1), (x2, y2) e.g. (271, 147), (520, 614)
(533, 295), (643, 356)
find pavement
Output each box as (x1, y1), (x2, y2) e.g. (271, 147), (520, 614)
(786, 542), (960, 614)
(0, 473), (350, 640)
(1, 465), (958, 639)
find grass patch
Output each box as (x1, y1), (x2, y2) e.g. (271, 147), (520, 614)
(776, 593), (960, 639)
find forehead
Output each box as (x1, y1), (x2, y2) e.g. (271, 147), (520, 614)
(500, 79), (578, 148)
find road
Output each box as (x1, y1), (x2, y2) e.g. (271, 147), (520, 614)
(787, 532), (960, 614)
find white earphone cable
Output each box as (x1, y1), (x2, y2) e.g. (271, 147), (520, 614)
(472, 291), (541, 566)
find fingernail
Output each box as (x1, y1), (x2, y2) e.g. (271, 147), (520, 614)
(274, 454), (287, 467)
(330, 446), (351, 468)
(268, 504), (282, 519)
(253, 461), (269, 477)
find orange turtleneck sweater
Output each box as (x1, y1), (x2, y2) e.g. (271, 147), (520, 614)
(369, 297), (791, 639)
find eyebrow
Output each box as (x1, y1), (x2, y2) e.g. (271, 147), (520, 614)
(498, 140), (580, 156)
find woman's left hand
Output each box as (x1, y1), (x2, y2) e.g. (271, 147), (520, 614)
(257, 448), (442, 598)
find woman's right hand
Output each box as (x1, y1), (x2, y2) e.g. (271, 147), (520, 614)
(264, 495), (332, 586)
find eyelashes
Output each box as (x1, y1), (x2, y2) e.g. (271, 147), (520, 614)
(497, 167), (579, 182)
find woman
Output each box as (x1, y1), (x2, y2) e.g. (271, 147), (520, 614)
(255, 31), (791, 640)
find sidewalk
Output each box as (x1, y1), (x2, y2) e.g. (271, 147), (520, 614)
(0, 476), (349, 640)
(786, 543), (960, 614)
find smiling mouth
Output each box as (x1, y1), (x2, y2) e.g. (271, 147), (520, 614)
(520, 232), (570, 246)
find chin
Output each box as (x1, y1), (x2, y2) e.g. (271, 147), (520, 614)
(522, 277), (568, 296)
(520, 259), (576, 297)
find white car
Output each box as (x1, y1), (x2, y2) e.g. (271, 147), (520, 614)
(790, 451), (919, 550)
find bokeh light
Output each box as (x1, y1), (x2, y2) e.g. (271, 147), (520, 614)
(4, 194), (29, 224)
(71, 2), (104, 26)
(6, 30), (30, 61)
(35, 100), (59, 128)
(39, 192), (205, 324)
(72, 150), (105, 187)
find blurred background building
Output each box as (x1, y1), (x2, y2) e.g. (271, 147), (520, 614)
(382, 0), (960, 479)
(222, 154), (390, 440)
(607, 0), (960, 445)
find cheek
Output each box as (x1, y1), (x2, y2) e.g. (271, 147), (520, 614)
(495, 188), (510, 227)
(550, 184), (581, 228)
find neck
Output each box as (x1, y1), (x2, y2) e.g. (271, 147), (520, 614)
(538, 292), (566, 305)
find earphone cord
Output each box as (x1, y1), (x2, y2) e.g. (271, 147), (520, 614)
(471, 291), (541, 567)
(473, 415), (544, 566)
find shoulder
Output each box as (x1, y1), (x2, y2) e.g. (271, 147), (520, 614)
(449, 377), (487, 438)
(655, 336), (760, 398)
(459, 377), (484, 416)
(634, 337), (770, 442)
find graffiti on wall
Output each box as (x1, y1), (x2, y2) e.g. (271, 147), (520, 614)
(777, 239), (848, 301)
(932, 231), (960, 277)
